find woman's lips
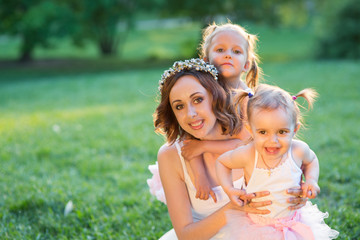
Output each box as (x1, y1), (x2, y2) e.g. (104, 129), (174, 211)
(189, 120), (204, 130)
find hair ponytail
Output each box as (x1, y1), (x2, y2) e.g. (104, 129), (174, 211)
(233, 89), (252, 121)
(241, 84), (318, 127)
(293, 88), (318, 110)
(245, 32), (262, 89)
(245, 59), (261, 89)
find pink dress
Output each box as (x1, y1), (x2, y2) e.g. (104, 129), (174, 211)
(225, 148), (339, 240)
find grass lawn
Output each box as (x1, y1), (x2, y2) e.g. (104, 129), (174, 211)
(0, 59), (359, 239)
(0, 22), (359, 239)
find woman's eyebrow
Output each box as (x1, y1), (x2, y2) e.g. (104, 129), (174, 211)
(171, 92), (202, 105)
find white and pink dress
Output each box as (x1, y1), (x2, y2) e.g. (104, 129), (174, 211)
(225, 148), (339, 240)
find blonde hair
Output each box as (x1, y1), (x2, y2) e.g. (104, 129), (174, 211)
(199, 22), (262, 89)
(235, 84), (318, 126)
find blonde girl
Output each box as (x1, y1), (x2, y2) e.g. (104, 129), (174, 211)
(200, 22), (262, 91)
(180, 22), (263, 200)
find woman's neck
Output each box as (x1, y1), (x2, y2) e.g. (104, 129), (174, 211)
(200, 123), (229, 141)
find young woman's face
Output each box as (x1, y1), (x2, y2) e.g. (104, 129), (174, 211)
(169, 75), (219, 140)
(206, 30), (250, 82)
(247, 107), (297, 163)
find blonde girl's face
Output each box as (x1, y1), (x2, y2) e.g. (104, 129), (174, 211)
(247, 107), (298, 163)
(206, 30), (250, 82)
(169, 75), (220, 140)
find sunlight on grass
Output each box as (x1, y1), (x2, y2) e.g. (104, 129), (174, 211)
(1, 60), (360, 239)
(0, 104), (134, 131)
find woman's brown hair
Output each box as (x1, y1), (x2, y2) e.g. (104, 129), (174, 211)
(154, 69), (241, 144)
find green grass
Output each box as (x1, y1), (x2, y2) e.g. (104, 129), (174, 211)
(0, 69), (170, 239)
(0, 22), (359, 239)
(0, 59), (359, 239)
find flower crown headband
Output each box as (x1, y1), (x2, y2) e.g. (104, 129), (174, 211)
(158, 58), (219, 93)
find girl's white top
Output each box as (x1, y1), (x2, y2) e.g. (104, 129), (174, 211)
(244, 146), (302, 219)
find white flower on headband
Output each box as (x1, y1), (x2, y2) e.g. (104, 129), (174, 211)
(158, 58), (219, 93)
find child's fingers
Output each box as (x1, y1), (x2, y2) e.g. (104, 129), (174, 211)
(307, 187), (317, 199)
(195, 189), (200, 199)
(231, 196), (245, 207)
(197, 189), (209, 200)
(202, 191), (209, 200)
(233, 189), (247, 197)
(307, 190), (315, 199)
(210, 190), (217, 203)
(302, 186), (308, 198)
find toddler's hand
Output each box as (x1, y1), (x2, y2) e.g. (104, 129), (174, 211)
(301, 179), (320, 199)
(195, 173), (217, 203)
(181, 139), (204, 160)
(226, 187), (248, 207)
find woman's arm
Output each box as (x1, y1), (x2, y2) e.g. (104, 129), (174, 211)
(158, 144), (226, 239)
(158, 143), (269, 240)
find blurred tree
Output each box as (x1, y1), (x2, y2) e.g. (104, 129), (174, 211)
(70, 0), (136, 57)
(158, 0), (314, 27)
(315, 0), (360, 59)
(160, 0), (226, 24)
(0, 0), (74, 62)
(228, 0), (314, 27)
(155, 0), (313, 57)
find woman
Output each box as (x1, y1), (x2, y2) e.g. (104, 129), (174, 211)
(151, 59), (306, 239)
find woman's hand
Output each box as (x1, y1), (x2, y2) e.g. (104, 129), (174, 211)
(286, 187), (308, 210)
(227, 190), (272, 215)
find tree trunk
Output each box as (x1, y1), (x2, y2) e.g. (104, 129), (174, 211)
(19, 33), (36, 62)
(99, 37), (115, 56)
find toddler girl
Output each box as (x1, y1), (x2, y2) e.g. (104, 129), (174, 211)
(216, 84), (339, 239)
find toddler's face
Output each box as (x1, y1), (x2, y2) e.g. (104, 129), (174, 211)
(247, 107), (297, 163)
(206, 30), (249, 81)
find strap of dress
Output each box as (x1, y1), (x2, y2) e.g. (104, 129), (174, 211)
(287, 144), (302, 171)
(174, 142), (192, 182)
(254, 150), (259, 168)
(244, 150), (259, 189)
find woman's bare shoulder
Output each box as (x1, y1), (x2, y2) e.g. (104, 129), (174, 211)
(157, 142), (184, 181)
(158, 142), (178, 161)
